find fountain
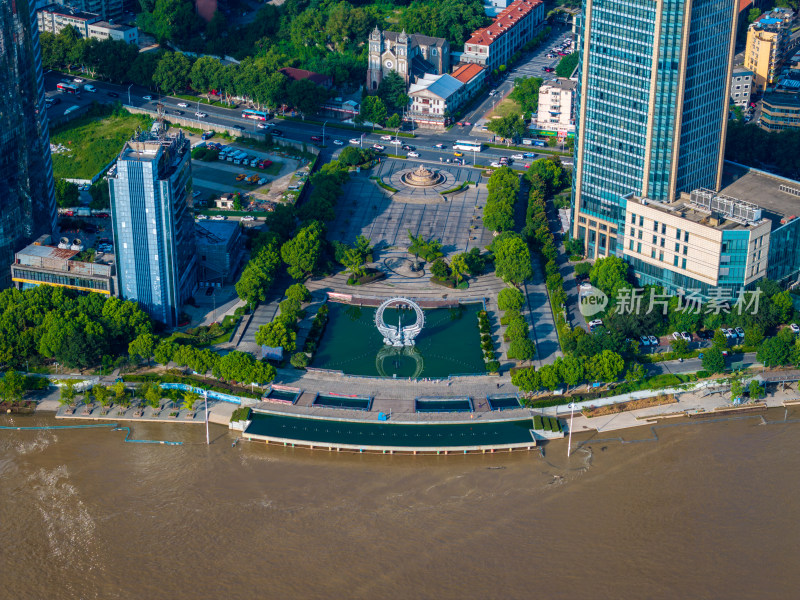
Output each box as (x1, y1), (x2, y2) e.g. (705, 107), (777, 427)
(400, 164), (444, 187)
(375, 297), (424, 346)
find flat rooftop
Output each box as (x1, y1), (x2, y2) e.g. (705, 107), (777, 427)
(720, 162), (800, 225)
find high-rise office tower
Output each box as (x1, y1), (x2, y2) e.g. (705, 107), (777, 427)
(572, 0), (739, 259)
(108, 131), (197, 326)
(0, 0), (58, 287)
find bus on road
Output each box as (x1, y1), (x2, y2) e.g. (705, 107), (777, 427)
(453, 140), (482, 152)
(241, 109), (269, 121)
(56, 83), (80, 95)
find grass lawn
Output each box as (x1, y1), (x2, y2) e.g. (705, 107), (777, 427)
(487, 97), (522, 119)
(50, 112), (151, 179)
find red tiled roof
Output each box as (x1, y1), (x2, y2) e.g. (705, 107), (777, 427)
(279, 67), (332, 87)
(739, 0), (752, 13)
(466, 0), (543, 47)
(452, 63), (485, 84)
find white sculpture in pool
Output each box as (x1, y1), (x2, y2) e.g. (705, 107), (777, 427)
(375, 297), (425, 346)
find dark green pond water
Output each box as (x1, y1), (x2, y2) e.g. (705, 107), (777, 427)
(312, 303), (486, 378)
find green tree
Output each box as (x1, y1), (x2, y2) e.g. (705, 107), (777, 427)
(182, 390), (199, 411)
(0, 370), (25, 404)
(505, 316), (529, 341)
(430, 258), (451, 280)
(93, 385), (110, 408)
(287, 79), (328, 117)
(743, 324), (764, 347)
(749, 379), (763, 400)
(702, 347), (726, 374)
(587, 350), (625, 382)
(386, 113), (401, 130)
(144, 383), (162, 410)
(625, 363), (646, 383)
(729, 372), (745, 402)
(558, 355), (584, 391)
(128, 332), (156, 365)
(671, 337), (689, 355)
(498, 287), (525, 311)
(494, 236), (533, 285)
(511, 366), (540, 392)
(89, 181), (110, 210)
(487, 113), (527, 143)
(256, 321), (297, 353)
(359, 95), (388, 127)
(291, 352), (309, 369)
(377, 71), (408, 113)
(450, 253), (469, 286)
(508, 338), (535, 363)
(757, 335), (791, 367)
(152, 51), (192, 95)
(508, 76), (543, 114)
(483, 198), (515, 232)
(285, 283), (311, 304)
(60, 380), (77, 407)
(712, 329), (728, 350)
(281, 222), (323, 279)
(556, 52), (579, 77)
(589, 255), (629, 298)
(538, 363), (561, 390)
(54, 179), (79, 209)
(772, 291), (794, 323)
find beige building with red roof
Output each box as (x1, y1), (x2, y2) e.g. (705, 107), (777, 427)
(451, 63), (487, 96)
(461, 0), (545, 73)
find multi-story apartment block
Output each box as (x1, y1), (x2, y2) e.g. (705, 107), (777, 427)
(108, 131), (197, 326)
(745, 8), (795, 91)
(367, 28), (449, 90)
(572, 0), (738, 260)
(40, 0), (123, 22)
(534, 78), (576, 136)
(461, 0), (545, 73)
(731, 67), (754, 107)
(38, 4), (137, 43)
(759, 91), (800, 131)
(0, 0), (58, 288)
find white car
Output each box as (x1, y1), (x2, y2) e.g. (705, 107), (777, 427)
(73, 77), (83, 83)
(589, 319), (603, 330)
(177, 102), (189, 108)
(241, 215), (255, 221)
(391, 138), (402, 145)
(672, 331), (681, 341)
(349, 138), (360, 144)
(211, 215), (226, 221)
(511, 154), (524, 160)
(579, 282), (592, 291)
(434, 143), (445, 149)
(196, 214), (208, 220)
(681, 332), (692, 342)
(490, 162), (501, 167)
(142, 95), (153, 101)
(333, 139), (344, 145)
(256, 123), (268, 129)
(407, 151), (420, 157)
(648, 335), (659, 346)
(380, 135), (392, 141)
(195, 111), (207, 118)
(372, 144), (385, 151)
(791, 323), (800, 334)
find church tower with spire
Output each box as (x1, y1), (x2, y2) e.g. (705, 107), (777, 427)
(367, 26), (384, 90)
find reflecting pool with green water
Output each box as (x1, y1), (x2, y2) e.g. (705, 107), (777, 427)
(312, 302), (486, 378)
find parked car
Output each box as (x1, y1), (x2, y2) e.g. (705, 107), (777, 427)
(490, 162), (501, 167)
(235, 173), (246, 181)
(142, 95), (153, 100)
(792, 323), (800, 334)
(196, 214), (208, 220)
(735, 327), (745, 338)
(648, 335), (659, 346)
(407, 151), (420, 158)
(723, 328), (735, 339)
(639, 335), (650, 347)
(672, 332), (682, 341)
(349, 138), (361, 144)
(681, 332), (692, 342)
(543, 67), (555, 73)
(177, 102), (189, 108)
(333, 139), (344, 145)
(589, 319), (604, 329)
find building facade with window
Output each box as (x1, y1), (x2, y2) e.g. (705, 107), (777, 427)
(744, 8), (795, 91)
(407, 74), (466, 129)
(571, 0), (739, 291)
(534, 78), (576, 135)
(108, 132), (197, 326)
(39, 0), (123, 22)
(730, 67), (754, 107)
(461, 0), (545, 73)
(759, 91), (800, 131)
(38, 5), (137, 43)
(0, 0), (58, 288)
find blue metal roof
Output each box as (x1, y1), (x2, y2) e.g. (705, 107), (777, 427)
(422, 74), (463, 100)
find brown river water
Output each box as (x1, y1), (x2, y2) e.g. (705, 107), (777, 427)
(2, 411), (799, 600)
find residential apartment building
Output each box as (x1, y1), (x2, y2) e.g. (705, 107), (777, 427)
(534, 78), (576, 136)
(108, 131), (197, 326)
(38, 4), (137, 43)
(572, 0), (738, 265)
(744, 8), (795, 91)
(461, 0), (545, 73)
(11, 235), (117, 295)
(759, 91), (800, 131)
(0, 0), (58, 288)
(407, 74), (466, 129)
(367, 28), (449, 89)
(40, 0), (123, 22)
(730, 67), (754, 107)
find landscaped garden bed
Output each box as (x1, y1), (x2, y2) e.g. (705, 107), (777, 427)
(581, 394), (676, 418)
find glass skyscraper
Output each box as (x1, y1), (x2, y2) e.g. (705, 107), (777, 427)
(108, 131), (197, 326)
(572, 0), (739, 258)
(0, 0), (58, 287)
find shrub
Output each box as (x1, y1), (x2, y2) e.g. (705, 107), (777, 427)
(533, 415), (544, 430)
(505, 316), (529, 341)
(695, 370), (710, 379)
(230, 407), (252, 422)
(500, 309), (521, 326)
(486, 360), (500, 373)
(290, 352), (309, 369)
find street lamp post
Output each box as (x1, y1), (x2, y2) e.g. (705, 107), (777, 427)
(204, 389), (210, 445)
(127, 83), (133, 106)
(322, 120), (328, 146)
(567, 402), (576, 457)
